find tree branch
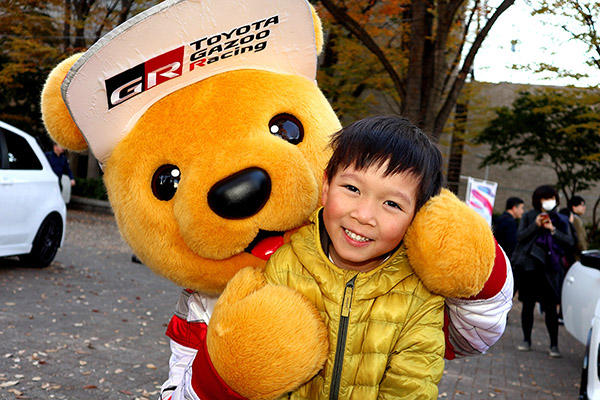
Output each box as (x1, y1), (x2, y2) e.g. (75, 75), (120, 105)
(442, 0), (478, 96)
(93, 0), (119, 42)
(320, 0), (406, 100)
(433, 0), (515, 137)
(118, 0), (134, 25)
(361, 0), (378, 14)
(575, 2), (600, 68)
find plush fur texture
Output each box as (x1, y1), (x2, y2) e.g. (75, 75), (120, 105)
(405, 189), (496, 298)
(40, 5), (495, 398)
(40, 54), (88, 152)
(207, 268), (328, 399)
(102, 70), (340, 294)
(42, 67), (338, 399)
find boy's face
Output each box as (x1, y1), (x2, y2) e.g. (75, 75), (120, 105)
(321, 162), (419, 272)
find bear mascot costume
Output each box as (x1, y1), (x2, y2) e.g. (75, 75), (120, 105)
(41, 0), (513, 399)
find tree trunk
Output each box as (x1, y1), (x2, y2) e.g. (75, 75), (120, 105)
(319, 0), (515, 140)
(118, 0), (133, 25)
(73, 0), (93, 49)
(63, 0), (71, 52)
(402, 0), (428, 128)
(593, 195), (600, 236)
(447, 102), (467, 194)
(320, 0), (406, 100)
(432, 0), (515, 140)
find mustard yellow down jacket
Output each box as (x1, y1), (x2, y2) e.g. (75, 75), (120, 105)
(264, 209), (445, 400)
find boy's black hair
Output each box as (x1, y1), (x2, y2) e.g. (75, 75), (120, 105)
(324, 115), (443, 211)
(505, 197), (524, 210)
(568, 195), (585, 210)
(532, 185), (558, 211)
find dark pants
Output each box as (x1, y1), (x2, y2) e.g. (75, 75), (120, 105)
(518, 267), (560, 347)
(521, 296), (559, 347)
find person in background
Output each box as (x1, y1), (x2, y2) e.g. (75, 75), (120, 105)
(512, 185), (575, 358)
(494, 197), (524, 259)
(45, 143), (75, 190)
(568, 195), (588, 256)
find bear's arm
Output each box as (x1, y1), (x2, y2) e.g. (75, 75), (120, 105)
(443, 241), (513, 359)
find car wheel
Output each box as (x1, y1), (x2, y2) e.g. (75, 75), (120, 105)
(580, 327), (592, 400)
(19, 213), (63, 268)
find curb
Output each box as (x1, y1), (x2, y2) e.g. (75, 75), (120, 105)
(68, 195), (113, 215)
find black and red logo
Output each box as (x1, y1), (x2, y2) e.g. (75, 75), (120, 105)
(105, 46), (184, 109)
(104, 15), (280, 110)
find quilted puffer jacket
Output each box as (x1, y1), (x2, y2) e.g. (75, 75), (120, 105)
(264, 209), (445, 400)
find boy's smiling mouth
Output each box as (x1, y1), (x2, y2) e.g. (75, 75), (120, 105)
(343, 228), (372, 243)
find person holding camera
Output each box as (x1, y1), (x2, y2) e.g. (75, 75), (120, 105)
(512, 185), (575, 358)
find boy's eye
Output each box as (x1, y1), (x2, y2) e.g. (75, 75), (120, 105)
(343, 185), (359, 193)
(269, 113), (304, 145)
(151, 164), (181, 201)
(384, 200), (402, 210)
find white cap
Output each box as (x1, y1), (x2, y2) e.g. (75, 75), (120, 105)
(62, 0), (318, 163)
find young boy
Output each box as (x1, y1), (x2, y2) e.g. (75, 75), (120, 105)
(264, 115), (445, 399)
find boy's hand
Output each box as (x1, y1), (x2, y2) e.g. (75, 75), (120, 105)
(404, 189), (496, 298)
(205, 267), (328, 400)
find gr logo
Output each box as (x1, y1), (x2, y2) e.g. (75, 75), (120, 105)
(105, 46), (184, 109)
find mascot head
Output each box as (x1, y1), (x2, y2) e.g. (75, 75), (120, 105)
(41, 0), (341, 295)
(42, 0), (496, 299)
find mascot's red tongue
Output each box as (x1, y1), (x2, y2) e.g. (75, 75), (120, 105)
(251, 236), (285, 260)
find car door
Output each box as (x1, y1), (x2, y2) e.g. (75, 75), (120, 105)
(562, 258), (600, 344)
(0, 128), (46, 255)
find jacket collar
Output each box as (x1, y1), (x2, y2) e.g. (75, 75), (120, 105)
(292, 208), (415, 300)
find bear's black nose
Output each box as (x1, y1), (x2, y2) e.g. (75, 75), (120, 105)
(207, 167), (271, 219)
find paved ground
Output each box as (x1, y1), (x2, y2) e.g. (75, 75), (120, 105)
(0, 209), (587, 399)
(438, 301), (586, 400)
(0, 210), (177, 400)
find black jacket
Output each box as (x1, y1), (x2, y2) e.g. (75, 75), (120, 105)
(493, 211), (518, 259)
(512, 209), (574, 272)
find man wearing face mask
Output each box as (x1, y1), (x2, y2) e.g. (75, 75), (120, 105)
(511, 185), (575, 358)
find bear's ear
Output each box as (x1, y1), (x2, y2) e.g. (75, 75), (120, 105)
(309, 4), (324, 55)
(41, 53), (88, 152)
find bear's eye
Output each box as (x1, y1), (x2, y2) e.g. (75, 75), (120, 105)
(151, 164), (181, 201)
(269, 113), (303, 145)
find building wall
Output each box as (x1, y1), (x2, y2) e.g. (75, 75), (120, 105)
(438, 81), (599, 224)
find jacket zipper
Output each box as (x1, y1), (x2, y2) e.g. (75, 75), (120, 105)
(329, 275), (357, 400)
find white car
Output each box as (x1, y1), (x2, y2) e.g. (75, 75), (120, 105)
(562, 250), (600, 400)
(0, 121), (66, 267)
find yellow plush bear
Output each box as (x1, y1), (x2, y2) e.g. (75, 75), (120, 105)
(41, 0), (509, 399)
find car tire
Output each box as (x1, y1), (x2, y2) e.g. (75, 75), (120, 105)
(19, 213), (63, 268)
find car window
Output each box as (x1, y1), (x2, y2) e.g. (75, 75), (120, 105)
(1, 130), (42, 170)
